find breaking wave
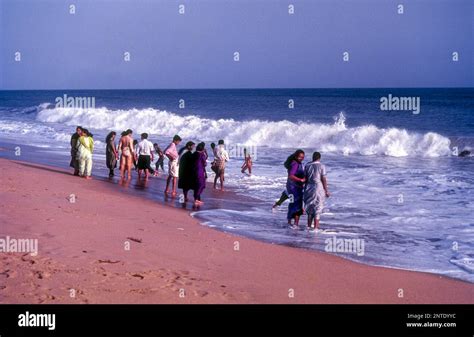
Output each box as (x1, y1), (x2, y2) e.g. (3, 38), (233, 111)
(36, 106), (453, 157)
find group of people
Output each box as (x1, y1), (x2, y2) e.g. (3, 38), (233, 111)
(70, 126), (244, 206)
(273, 150), (330, 231)
(70, 127), (329, 228)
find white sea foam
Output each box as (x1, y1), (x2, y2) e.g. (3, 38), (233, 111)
(36, 107), (453, 157)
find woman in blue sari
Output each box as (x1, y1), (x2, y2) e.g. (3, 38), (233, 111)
(285, 149), (305, 227)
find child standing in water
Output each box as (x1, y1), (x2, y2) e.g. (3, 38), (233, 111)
(241, 148), (252, 175)
(154, 143), (165, 173)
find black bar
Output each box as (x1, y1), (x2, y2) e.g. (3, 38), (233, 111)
(0, 304), (472, 337)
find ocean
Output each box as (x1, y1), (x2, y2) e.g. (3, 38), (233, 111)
(0, 88), (473, 282)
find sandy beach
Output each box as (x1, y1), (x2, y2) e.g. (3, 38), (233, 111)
(0, 158), (472, 304)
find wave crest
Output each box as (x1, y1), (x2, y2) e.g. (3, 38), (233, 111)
(36, 107), (452, 157)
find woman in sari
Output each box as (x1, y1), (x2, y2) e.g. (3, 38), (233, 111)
(76, 129), (94, 179)
(105, 131), (118, 177)
(285, 149), (305, 227)
(178, 141), (196, 201)
(192, 142), (207, 206)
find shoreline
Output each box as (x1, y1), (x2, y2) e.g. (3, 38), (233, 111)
(3, 146), (470, 284)
(0, 158), (473, 304)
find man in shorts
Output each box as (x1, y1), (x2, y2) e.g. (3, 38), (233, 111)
(136, 133), (156, 179)
(213, 139), (229, 191)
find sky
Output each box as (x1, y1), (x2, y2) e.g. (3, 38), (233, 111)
(0, 0), (473, 89)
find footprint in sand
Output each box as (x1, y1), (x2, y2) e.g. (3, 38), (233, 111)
(126, 237), (142, 243)
(0, 269), (17, 279)
(32, 270), (51, 279)
(193, 290), (209, 297)
(97, 259), (121, 264)
(130, 273), (145, 280)
(21, 254), (36, 264)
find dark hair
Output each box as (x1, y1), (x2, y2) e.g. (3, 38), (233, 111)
(105, 131), (116, 143)
(126, 129), (133, 135)
(153, 143), (158, 146)
(196, 142), (205, 152)
(284, 149), (305, 169)
(218, 139), (224, 145)
(312, 152), (321, 161)
(121, 131), (127, 136)
(81, 128), (89, 136)
(178, 141), (195, 155)
(141, 133), (148, 139)
(133, 140), (138, 145)
(76, 126), (83, 131)
(173, 135), (182, 142)
(210, 142), (216, 149)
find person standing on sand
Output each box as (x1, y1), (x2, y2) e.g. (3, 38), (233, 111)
(76, 129), (94, 179)
(192, 142), (207, 206)
(136, 133), (156, 180)
(118, 130), (135, 180)
(241, 148), (252, 175)
(178, 141), (196, 201)
(70, 126), (83, 176)
(105, 131), (118, 177)
(286, 149), (305, 228)
(304, 152), (330, 230)
(213, 139), (229, 190)
(164, 134), (182, 196)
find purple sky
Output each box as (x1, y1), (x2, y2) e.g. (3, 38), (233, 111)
(1, 0), (473, 89)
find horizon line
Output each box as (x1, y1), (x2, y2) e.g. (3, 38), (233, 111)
(1, 86), (473, 91)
